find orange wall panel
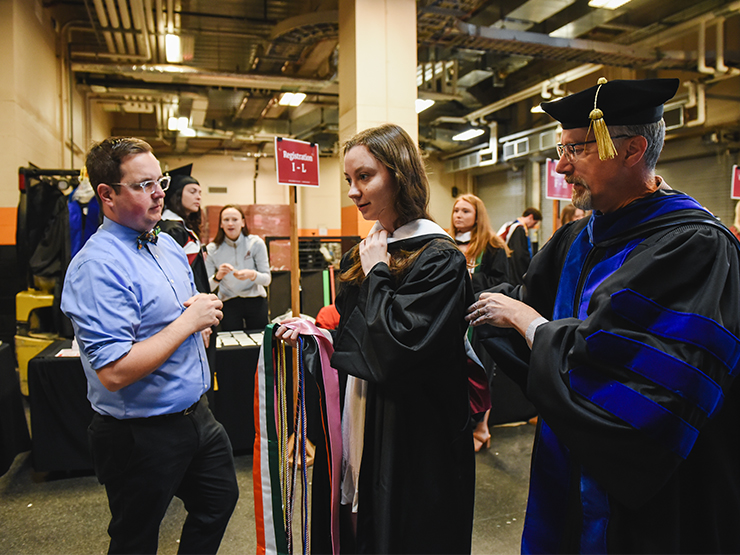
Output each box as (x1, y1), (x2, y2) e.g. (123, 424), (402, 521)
(0, 208), (16, 245)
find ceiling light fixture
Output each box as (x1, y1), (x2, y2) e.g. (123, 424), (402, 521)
(452, 128), (485, 141)
(588, 0), (632, 10)
(415, 98), (435, 113)
(167, 116), (179, 131)
(165, 34), (183, 63)
(278, 92), (307, 106)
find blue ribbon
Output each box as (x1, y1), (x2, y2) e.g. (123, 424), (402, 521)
(521, 422), (571, 554)
(570, 367), (699, 459)
(611, 288), (740, 377)
(587, 330), (723, 417)
(580, 469), (610, 554)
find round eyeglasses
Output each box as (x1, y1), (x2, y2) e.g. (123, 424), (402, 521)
(556, 135), (632, 162)
(110, 174), (171, 194)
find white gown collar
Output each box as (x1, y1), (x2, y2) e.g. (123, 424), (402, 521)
(455, 231), (472, 243)
(369, 219), (451, 244)
(161, 208), (183, 222)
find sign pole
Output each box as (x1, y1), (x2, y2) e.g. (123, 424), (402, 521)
(289, 185), (300, 411)
(274, 136), (319, 462)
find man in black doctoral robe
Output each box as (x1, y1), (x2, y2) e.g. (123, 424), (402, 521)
(467, 77), (740, 553)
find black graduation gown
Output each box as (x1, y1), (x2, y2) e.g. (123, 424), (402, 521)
(505, 224), (531, 286)
(157, 219), (209, 293)
(478, 189), (740, 553)
(471, 244), (510, 293)
(331, 233), (475, 555)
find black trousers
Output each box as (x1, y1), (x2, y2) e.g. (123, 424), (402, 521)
(220, 296), (269, 331)
(88, 396), (239, 554)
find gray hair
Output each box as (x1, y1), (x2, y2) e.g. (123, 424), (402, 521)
(609, 120), (665, 171)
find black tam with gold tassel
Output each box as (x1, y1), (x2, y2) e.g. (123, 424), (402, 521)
(540, 77), (681, 160)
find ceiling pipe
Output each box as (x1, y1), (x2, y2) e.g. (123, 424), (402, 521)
(461, 64), (603, 124)
(155, 0), (165, 62)
(457, 1), (740, 124)
(697, 20), (715, 76)
(142, 0), (158, 62)
(540, 82), (552, 99)
(103, 0), (126, 53)
(713, 18), (739, 76)
(70, 62), (336, 93)
(89, 0), (115, 52)
(684, 81), (706, 128)
(82, 0), (152, 61)
(129, 0), (148, 56)
(115, 0), (136, 54)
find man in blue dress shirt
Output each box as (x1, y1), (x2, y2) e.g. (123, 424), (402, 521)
(61, 137), (238, 554)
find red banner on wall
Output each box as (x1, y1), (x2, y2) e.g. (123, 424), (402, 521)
(545, 159), (573, 200)
(274, 137), (320, 187)
(731, 165), (740, 199)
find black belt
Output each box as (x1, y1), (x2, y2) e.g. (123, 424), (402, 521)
(181, 399), (199, 416)
(100, 397), (202, 422)
(163, 397), (200, 418)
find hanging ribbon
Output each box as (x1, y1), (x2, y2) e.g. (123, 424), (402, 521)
(253, 321), (343, 555)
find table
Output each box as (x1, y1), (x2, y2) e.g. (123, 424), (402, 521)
(27, 340), (260, 473)
(0, 342), (32, 476)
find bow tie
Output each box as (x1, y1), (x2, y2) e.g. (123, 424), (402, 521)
(136, 226), (160, 249)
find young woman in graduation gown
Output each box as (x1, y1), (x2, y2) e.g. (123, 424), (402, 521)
(158, 172), (209, 292)
(278, 123), (475, 554)
(452, 194), (511, 294)
(451, 194), (511, 451)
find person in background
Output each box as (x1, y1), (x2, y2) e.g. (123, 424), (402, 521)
(451, 193), (510, 451)
(452, 194), (511, 292)
(559, 203), (586, 226)
(497, 207), (542, 285)
(205, 204), (271, 331)
(158, 164), (209, 293)
(468, 77), (740, 553)
(277, 123), (475, 554)
(61, 137), (238, 554)
(158, 165), (218, 399)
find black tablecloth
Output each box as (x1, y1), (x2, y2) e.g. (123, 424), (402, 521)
(212, 344), (260, 453)
(0, 342), (31, 476)
(28, 340), (260, 472)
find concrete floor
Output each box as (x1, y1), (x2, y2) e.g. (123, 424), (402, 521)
(0, 423), (534, 555)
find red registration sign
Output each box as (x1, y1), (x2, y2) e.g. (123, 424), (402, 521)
(545, 159), (573, 200)
(731, 165), (740, 199)
(275, 137), (320, 187)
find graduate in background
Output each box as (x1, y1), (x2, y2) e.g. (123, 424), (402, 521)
(496, 207), (542, 285)
(278, 123), (475, 554)
(158, 164), (209, 294)
(451, 193), (510, 451)
(559, 203), (586, 226)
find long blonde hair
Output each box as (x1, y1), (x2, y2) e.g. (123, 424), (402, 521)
(451, 194), (509, 266)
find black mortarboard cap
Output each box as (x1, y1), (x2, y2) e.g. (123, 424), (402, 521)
(165, 163), (199, 204)
(541, 77), (679, 160)
(542, 78), (680, 129)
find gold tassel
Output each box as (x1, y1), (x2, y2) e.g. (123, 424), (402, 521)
(213, 371), (219, 391)
(588, 78), (617, 161)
